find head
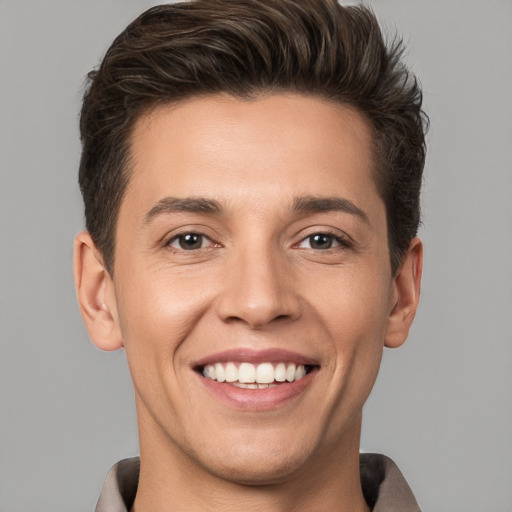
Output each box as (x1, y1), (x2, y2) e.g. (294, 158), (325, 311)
(79, 0), (426, 277)
(75, 0), (426, 500)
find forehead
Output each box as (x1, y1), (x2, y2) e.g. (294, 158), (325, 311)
(126, 93), (378, 207)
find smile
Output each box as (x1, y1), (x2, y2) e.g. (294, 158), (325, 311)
(193, 349), (319, 409)
(201, 362), (311, 388)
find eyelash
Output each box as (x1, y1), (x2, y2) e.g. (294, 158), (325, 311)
(295, 230), (352, 251)
(166, 232), (218, 251)
(165, 230), (352, 253)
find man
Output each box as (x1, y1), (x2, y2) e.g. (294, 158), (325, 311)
(74, 0), (426, 510)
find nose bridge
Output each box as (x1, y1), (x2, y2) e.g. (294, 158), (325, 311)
(216, 240), (300, 329)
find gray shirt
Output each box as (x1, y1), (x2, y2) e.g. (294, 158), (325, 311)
(95, 453), (421, 512)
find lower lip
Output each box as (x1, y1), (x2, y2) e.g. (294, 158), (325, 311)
(197, 372), (316, 411)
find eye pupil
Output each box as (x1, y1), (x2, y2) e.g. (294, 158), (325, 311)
(179, 233), (202, 250)
(310, 234), (332, 249)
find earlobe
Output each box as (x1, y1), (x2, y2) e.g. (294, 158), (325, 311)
(73, 231), (123, 351)
(385, 237), (423, 349)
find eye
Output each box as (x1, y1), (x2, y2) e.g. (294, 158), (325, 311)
(298, 233), (343, 250)
(167, 233), (212, 251)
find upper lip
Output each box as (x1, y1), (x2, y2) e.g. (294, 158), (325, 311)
(191, 348), (320, 368)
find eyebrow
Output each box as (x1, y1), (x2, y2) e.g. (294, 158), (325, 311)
(143, 194), (369, 225)
(144, 196), (223, 224)
(292, 195), (370, 224)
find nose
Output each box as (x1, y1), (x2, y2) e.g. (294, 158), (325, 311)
(215, 246), (302, 329)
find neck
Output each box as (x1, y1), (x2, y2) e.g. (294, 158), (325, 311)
(132, 413), (370, 512)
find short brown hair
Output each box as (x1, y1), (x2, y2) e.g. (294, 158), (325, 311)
(79, 0), (427, 275)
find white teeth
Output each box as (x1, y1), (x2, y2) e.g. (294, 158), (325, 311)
(238, 362), (256, 383)
(225, 362), (238, 382)
(201, 362), (309, 385)
(207, 365), (216, 379)
(295, 365), (306, 380)
(233, 382), (260, 389)
(215, 363), (225, 383)
(274, 363), (286, 382)
(285, 363), (296, 382)
(256, 362), (275, 384)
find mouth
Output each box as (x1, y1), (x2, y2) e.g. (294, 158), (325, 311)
(196, 361), (317, 389)
(192, 349), (320, 409)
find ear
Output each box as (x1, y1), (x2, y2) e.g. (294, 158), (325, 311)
(385, 237), (423, 349)
(73, 231), (123, 351)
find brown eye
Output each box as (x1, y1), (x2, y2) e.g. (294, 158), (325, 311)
(299, 233), (341, 250)
(169, 233), (207, 250)
(310, 234), (333, 249)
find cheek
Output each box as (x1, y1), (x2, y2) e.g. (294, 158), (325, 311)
(114, 264), (222, 392)
(114, 271), (211, 413)
(325, 299), (385, 379)
(318, 264), (391, 336)
(321, 269), (391, 383)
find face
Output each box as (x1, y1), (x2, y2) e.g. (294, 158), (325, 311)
(82, 94), (419, 484)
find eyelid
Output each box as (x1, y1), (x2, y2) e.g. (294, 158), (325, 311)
(294, 228), (354, 250)
(164, 230), (221, 252)
(297, 234), (341, 249)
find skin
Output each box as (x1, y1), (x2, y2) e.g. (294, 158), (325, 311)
(74, 93), (422, 512)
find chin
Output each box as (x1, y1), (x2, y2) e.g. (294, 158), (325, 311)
(207, 454), (308, 486)
(189, 434), (316, 486)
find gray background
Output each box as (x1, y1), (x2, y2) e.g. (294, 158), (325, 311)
(0, 0), (511, 510)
